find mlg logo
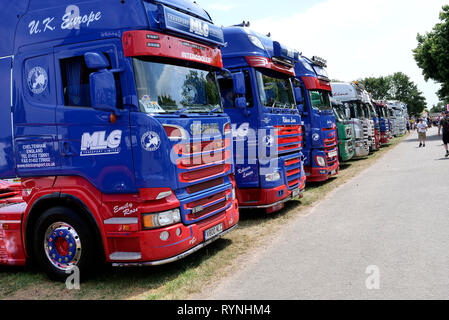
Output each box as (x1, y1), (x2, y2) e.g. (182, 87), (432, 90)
(80, 130), (122, 156)
(189, 18), (209, 37)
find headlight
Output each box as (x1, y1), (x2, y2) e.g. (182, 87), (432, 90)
(142, 209), (181, 230)
(248, 34), (265, 50)
(265, 172), (281, 182)
(315, 156), (326, 167)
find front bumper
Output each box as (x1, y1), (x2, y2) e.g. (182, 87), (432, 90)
(112, 224), (239, 267)
(339, 139), (354, 162)
(353, 140), (370, 158)
(305, 161), (339, 182)
(107, 200), (239, 266)
(237, 183), (304, 210)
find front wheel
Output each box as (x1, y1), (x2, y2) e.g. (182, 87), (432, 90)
(32, 206), (99, 282)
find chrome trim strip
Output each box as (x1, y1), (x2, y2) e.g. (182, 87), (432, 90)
(0, 220), (21, 224)
(239, 194), (297, 210)
(111, 224), (239, 267)
(104, 218), (139, 225)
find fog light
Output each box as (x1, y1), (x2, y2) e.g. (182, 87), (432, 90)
(160, 231), (169, 241)
(176, 228), (182, 237)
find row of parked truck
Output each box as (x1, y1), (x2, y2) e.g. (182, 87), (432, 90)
(331, 82), (409, 163)
(0, 0), (409, 281)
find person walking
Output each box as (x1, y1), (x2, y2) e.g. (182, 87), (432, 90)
(438, 111), (449, 157)
(417, 118), (428, 148)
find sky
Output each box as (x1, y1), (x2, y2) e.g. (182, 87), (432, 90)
(200, 0), (447, 108)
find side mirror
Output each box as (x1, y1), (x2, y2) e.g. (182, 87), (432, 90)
(233, 72), (246, 96)
(294, 87), (303, 104)
(85, 52), (118, 114)
(235, 97), (247, 110)
(235, 97), (250, 116)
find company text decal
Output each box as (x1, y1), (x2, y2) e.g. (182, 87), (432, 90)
(80, 130), (122, 156)
(28, 5), (102, 36)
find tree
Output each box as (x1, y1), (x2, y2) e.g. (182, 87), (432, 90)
(358, 72), (427, 116)
(388, 72), (427, 116)
(358, 76), (391, 100)
(413, 5), (449, 103)
(430, 102), (446, 113)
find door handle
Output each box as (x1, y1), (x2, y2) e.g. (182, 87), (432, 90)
(61, 142), (75, 157)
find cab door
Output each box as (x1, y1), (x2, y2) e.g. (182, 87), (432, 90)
(0, 56), (15, 178)
(220, 68), (260, 188)
(53, 40), (136, 194)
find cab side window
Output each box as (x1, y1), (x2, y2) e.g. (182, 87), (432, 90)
(244, 70), (254, 108)
(60, 56), (93, 108)
(218, 77), (234, 108)
(60, 53), (122, 108)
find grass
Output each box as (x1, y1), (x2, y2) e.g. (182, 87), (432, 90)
(0, 135), (407, 300)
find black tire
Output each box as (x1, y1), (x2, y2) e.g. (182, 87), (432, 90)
(32, 206), (100, 282)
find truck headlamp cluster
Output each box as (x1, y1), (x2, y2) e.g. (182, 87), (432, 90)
(315, 156), (326, 167)
(142, 209), (181, 230)
(265, 172), (281, 182)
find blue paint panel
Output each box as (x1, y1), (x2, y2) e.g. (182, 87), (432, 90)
(0, 57), (15, 178)
(0, 1), (29, 56)
(14, 51), (60, 177)
(15, 0), (149, 53)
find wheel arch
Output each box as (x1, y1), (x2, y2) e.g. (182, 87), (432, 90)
(24, 193), (106, 263)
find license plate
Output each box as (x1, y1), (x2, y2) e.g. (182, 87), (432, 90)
(292, 188), (301, 198)
(328, 150), (338, 158)
(204, 223), (223, 241)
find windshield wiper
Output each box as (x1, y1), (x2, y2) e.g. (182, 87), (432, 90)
(175, 106), (196, 115)
(208, 106), (222, 115)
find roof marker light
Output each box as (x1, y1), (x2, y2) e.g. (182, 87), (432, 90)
(312, 56), (327, 67)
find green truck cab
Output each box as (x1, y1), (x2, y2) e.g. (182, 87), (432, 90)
(332, 98), (355, 162)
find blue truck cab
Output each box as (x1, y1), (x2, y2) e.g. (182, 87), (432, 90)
(0, 0), (239, 280)
(293, 56), (339, 182)
(219, 25), (306, 214)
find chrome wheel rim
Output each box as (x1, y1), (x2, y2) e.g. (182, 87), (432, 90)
(44, 222), (82, 271)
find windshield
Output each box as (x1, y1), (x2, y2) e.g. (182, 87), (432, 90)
(309, 90), (332, 111)
(369, 104), (377, 117)
(255, 69), (296, 109)
(333, 105), (347, 121)
(356, 102), (366, 118)
(363, 104), (371, 118)
(133, 58), (222, 114)
(394, 109), (403, 117)
(313, 65), (329, 79)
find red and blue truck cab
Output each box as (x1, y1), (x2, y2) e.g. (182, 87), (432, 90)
(373, 100), (391, 145)
(218, 23), (306, 214)
(293, 56), (339, 182)
(0, 0), (239, 280)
